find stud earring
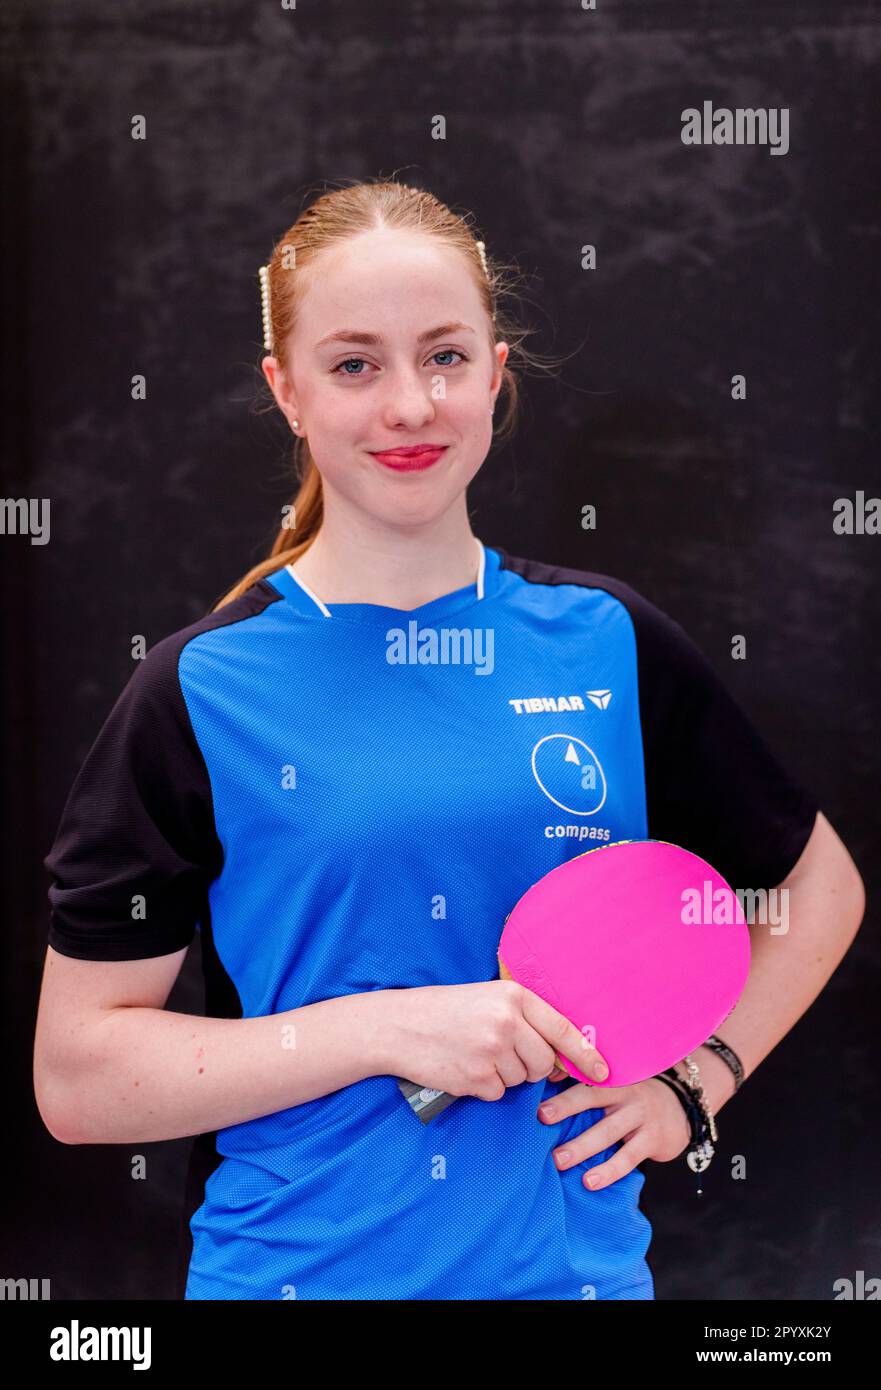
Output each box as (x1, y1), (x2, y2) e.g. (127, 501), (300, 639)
(291, 418), (300, 431)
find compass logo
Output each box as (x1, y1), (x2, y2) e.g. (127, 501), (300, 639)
(531, 734), (607, 815)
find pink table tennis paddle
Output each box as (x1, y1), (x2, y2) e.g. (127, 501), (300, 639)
(397, 839), (750, 1122)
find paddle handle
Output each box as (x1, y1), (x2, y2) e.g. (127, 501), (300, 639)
(396, 1077), (459, 1123)
(397, 960), (567, 1124)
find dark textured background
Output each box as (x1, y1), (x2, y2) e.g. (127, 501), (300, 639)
(2, 0), (879, 1301)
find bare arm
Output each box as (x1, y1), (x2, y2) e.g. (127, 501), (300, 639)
(33, 945), (397, 1146)
(694, 809), (866, 1112)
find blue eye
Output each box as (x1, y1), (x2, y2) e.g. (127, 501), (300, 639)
(330, 349), (468, 377)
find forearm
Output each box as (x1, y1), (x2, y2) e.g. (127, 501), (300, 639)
(55, 988), (397, 1145)
(695, 846), (865, 1116)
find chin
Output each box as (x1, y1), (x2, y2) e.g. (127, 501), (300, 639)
(365, 494), (461, 531)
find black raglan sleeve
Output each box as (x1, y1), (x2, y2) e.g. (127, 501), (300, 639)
(43, 636), (224, 961)
(624, 587), (819, 890)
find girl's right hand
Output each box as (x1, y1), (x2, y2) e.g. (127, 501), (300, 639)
(384, 980), (610, 1101)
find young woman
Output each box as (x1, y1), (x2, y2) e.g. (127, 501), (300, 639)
(35, 181), (865, 1301)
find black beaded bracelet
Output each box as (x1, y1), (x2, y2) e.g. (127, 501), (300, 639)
(654, 1072), (703, 1141)
(653, 1067), (717, 1196)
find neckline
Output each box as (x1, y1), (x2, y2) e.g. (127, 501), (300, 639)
(263, 540), (502, 627)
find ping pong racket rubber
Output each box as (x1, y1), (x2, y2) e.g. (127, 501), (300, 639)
(398, 839), (750, 1122)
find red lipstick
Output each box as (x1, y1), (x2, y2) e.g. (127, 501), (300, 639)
(370, 445), (448, 472)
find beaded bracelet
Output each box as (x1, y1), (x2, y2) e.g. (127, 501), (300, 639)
(653, 1038), (744, 1195)
(653, 1056), (718, 1196)
(677, 1052), (719, 1156)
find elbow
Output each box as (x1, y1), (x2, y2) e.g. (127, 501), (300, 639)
(833, 830), (867, 934)
(44, 1120), (83, 1147)
(849, 865), (867, 934)
(828, 854), (866, 944)
(33, 1067), (87, 1146)
(35, 1101), (77, 1147)
(785, 811), (867, 938)
(827, 847), (866, 941)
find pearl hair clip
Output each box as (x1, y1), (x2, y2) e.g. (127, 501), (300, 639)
(258, 264), (273, 354)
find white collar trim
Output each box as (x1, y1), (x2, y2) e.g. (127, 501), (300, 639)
(285, 563), (332, 617)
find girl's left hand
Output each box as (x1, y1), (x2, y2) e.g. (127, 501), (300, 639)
(537, 1073), (691, 1190)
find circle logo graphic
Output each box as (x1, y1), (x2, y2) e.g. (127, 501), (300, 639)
(531, 734), (607, 815)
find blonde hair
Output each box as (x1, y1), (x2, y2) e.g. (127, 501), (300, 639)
(212, 178), (557, 612)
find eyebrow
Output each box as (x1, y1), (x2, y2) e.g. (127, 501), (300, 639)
(314, 321), (476, 351)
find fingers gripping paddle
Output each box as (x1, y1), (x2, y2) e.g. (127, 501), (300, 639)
(397, 839), (750, 1122)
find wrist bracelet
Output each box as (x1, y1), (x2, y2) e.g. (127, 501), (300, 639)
(701, 1034), (745, 1092)
(678, 1055), (717, 1130)
(677, 1052), (718, 1149)
(653, 1071), (714, 1197)
(654, 1071), (703, 1141)
(654, 1055), (717, 1196)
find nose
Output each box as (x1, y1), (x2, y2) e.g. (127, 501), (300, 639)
(379, 369), (438, 432)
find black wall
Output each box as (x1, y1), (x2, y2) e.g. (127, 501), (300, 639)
(2, 0), (879, 1301)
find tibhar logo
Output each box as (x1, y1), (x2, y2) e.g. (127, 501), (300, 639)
(586, 689), (612, 710)
(50, 1320), (151, 1370)
(511, 695), (585, 714)
(385, 622), (494, 675)
(681, 101), (790, 156)
(1, 497), (50, 545)
(510, 690), (612, 714)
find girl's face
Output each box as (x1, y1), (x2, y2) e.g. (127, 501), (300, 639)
(264, 230), (509, 531)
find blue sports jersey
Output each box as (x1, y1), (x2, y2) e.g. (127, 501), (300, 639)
(43, 542), (818, 1300)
